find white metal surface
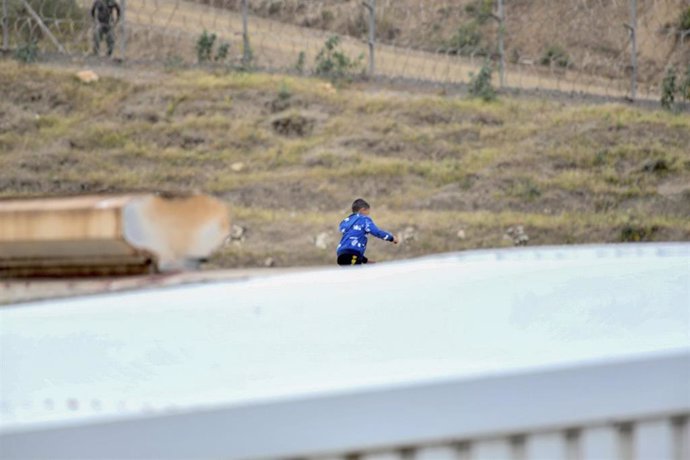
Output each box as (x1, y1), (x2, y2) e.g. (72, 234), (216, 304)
(1, 244), (689, 459)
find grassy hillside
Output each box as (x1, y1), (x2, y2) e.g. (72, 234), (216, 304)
(1, 60), (689, 268)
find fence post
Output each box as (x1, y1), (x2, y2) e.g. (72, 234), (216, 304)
(628, 0), (638, 100)
(497, 0), (505, 88)
(120, 0), (126, 59)
(2, 0), (8, 51)
(242, 0), (250, 66)
(624, 0), (638, 99)
(364, 0), (376, 77)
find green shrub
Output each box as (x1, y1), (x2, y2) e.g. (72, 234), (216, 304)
(680, 65), (690, 103)
(14, 40), (38, 63)
(660, 65), (690, 111)
(680, 6), (690, 30)
(661, 66), (677, 111)
(321, 9), (335, 24)
(620, 224), (658, 242)
(295, 51), (306, 74)
(346, 12), (368, 37)
(215, 42), (230, 62)
(377, 14), (402, 41)
(241, 40), (254, 70)
(540, 45), (570, 68)
(464, 0), (494, 24)
(195, 31), (229, 64)
(593, 150), (608, 166)
(468, 61), (496, 102)
(196, 30), (216, 64)
(267, 1), (282, 16)
(164, 55), (185, 71)
(508, 178), (541, 201)
(509, 48), (521, 64)
(314, 36), (364, 83)
(641, 158), (671, 174)
(447, 21), (484, 56)
(278, 82), (291, 101)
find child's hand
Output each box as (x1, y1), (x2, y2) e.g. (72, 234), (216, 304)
(393, 235), (400, 244)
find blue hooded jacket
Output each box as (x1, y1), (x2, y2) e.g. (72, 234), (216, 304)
(336, 213), (394, 257)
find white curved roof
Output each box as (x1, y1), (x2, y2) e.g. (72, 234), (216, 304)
(1, 244), (689, 458)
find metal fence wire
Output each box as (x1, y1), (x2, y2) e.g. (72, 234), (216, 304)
(2, 0), (689, 100)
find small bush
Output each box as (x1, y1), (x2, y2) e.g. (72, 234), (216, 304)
(468, 61), (496, 102)
(377, 15), (402, 41)
(641, 158), (670, 174)
(295, 51), (306, 74)
(680, 65), (690, 103)
(164, 55), (185, 71)
(593, 150), (608, 166)
(620, 224), (658, 242)
(661, 66), (677, 111)
(196, 30), (216, 64)
(196, 31), (229, 64)
(464, 0), (494, 24)
(508, 178), (541, 201)
(321, 9), (335, 24)
(680, 6), (690, 31)
(215, 42), (230, 62)
(509, 48), (520, 64)
(278, 82), (292, 101)
(271, 112), (315, 137)
(14, 41), (39, 63)
(346, 12), (368, 38)
(447, 21), (484, 56)
(241, 41), (254, 70)
(540, 45), (570, 68)
(267, 1), (282, 16)
(314, 36), (363, 83)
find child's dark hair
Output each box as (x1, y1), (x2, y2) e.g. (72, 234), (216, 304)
(352, 198), (370, 213)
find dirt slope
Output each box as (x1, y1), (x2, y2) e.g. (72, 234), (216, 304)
(121, 0), (687, 99)
(1, 60), (689, 268)
(194, 0), (690, 86)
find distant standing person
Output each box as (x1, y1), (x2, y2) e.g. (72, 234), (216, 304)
(91, 0), (121, 57)
(336, 198), (398, 266)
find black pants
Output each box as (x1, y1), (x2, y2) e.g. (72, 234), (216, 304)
(337, 252), (368, 266)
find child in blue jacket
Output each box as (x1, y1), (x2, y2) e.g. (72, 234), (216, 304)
(336, 198), (398, 266)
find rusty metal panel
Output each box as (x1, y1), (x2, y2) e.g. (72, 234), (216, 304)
(0, 194), (230, 277)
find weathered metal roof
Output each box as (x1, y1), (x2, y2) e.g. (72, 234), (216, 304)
(0, 194), (230, 277)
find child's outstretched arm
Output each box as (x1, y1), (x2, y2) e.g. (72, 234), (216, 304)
(364, 218), (399, 244)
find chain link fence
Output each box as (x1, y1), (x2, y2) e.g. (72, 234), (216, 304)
(2, 0), (689, 101)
